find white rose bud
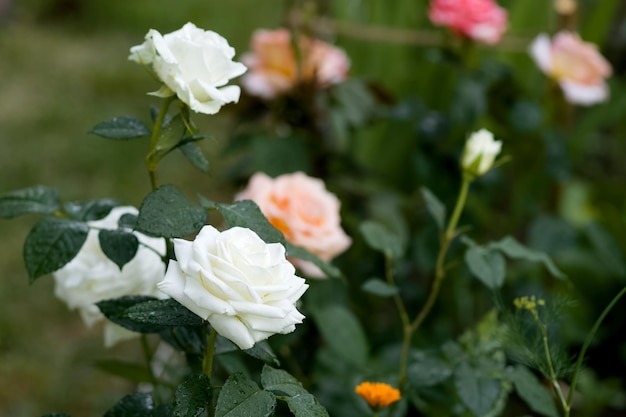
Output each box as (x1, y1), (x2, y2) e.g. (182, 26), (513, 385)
(158, 225), (309, 350)
(129, 22), (247, 115)
(461, 129), (502, 177)
(52, 206), (167, 346)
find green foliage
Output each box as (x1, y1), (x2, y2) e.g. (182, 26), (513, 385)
(361, 278), (399, 297)
(98, 229), (139, 270)
(420, 187), (446, 231)
(360, 220), (405, 259)
(465, 246), (506, 289)
(454, 362), (502, 417)
(174, 374), (211, 417)
(103, 393), (154, 417)
(63, 199), (119, 221)
(261, 366), (330, 417)
(509, 365), (559, 417)
(95, 360), (154, 384)
(215, 373), (276, 417)
(179, 142), (210, 173)
(123, 299), (203, 327)
(0, 185), (60, 219)
(90, 116), (150, 140)
(97, 296), (166, 334)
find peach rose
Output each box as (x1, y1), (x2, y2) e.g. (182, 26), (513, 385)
(235, 172), (351, 277)
(529, 31), (611, 105)
(428, 0), (508, 45)
(240, 28), (350, 99)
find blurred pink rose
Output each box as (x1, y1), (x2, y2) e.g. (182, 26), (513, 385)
(241, 28), (350, 99)
(236, 172), (351, 277)
(529, 31), (612, 105)
(428, 0), (508, 45)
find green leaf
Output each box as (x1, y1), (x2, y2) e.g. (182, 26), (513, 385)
(23, 217), (89, 282)
(0, 185), (60, 219)
(488, 236), (566, 279)
(160, 326), (204, 355)
(359, 220), (404, 259)
(420, 187), (446, 231)
(243, 341), (280, 366)
(284, 242), (341, 279)
(153, 405), (175, 417)
(510, 366), (559, 417)
(103, 392), (154, 417)
(95, 360), (153, 384)
(136, 185), (207, 238)
(217, 200), (284, 243)
(215, 373), (276, 417)
(585, 223), (626, 278)
(407, 355), (453, 388)
(91, 116), (150, 140)
(250, 135), (311, 177)
(179, 142), (209, 173)
(155, 114), (185, 154)
(97, 295), (165, 334)
(98, 229), (139, 270)
(311, 304), (368, 367)
(64, 199), (119, 221)
(361, 278), (399, 297)
(174, 374), (211, 417)
(261, 365), (307, 396)
(286, 394), (330, 417)
(124, 298), (203, 327)
(465, 246), (506, 289)
(118, 213), (138, 229)
(454, 362), (501, 417)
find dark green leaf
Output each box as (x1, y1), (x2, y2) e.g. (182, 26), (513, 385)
(124, 299), (203, 327)
(285, 243), (341, 279)
(153, 404), (175, 417)
(510, 366), (559, 417)
(361, 278), (399, 297)
(359, 220), (404, 259)
(155, 114), (185, 154)
(98, 229), (139, 270)
(103, 392), (154, 417)
(488, 236), (566, 279)
(250, 136), (311, 177)
(217, 200), (284, 243)
(286, 394), (330, 417)
(160, 326), (204, 355)
(119, 213), (138, 229)
(243, 341), (279, 366)
(0, 185), (60, 219)
(23, 217), (89, 282)
(407, 355), (453, 388)
(64, 199), (119, 221)
(261, 365), (307, 396)
(97, 295), (165, 333)
(465, 246), (506, 289)
(95, 360), (153, 384)
(91, 116), (150, 140)
(586, 223), (626, 278)
(136, 185), (207, 238)
(179, 142), (209, 173)
(215, 373), (276, 417)
(420, 187), (446, 231)
(174, 374), (211, 417)
(311, 304), (368, 367)
(454, 362), (501, 417)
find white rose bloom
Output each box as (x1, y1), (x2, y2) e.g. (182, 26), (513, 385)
(158, 225), (308, 350)
(53, 206), (166, 347)
(461, 129), (502, 177)
(129, 22), (247, 115)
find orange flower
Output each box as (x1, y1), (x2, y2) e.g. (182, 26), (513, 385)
(355, 382), (401, 409)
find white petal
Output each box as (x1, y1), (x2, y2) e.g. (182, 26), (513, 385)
(529, 34), (553, 74)
(209, 315), (256, 349)
(560, 80), (608, 105)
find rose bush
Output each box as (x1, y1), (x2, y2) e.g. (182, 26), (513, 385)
(461, 128), (502, 177)
(236, 172), (352, 277)
(52, 206), (166, 346)
(129, 22), (247, 114)
(428, 0), (508, 45)
(241, 28), (350, 98)
(157, 225), (308, 350)
(529, 31), (612, 105)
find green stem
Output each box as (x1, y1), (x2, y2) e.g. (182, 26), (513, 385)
(141, 334), (162, 404)
(565, 285), (626, 416)
(146, 96), (175, 191)
(537, 320), (568, 414)
(203, 324), (217, 380)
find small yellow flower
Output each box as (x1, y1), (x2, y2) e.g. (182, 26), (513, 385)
(514, 295), (545, 318)
(355, 382), (401, 409)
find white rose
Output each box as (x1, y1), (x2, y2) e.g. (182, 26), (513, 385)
(53, 206), (166, 346)
(129, 22), (247, 115)
(461, 129), (502, 177)
(158, 225), (308, 350)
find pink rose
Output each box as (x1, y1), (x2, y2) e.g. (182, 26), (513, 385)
(235, 172), (352, 278)
(428, 0), (508, 45)
(529, 31), (612, 105)
(241, 28), (350, 99)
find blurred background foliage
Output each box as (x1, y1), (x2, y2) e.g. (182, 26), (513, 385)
(2, 0), (626, 416)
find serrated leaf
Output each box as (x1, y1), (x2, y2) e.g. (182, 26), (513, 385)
(0, 185), (60, 219)
(243, 341), (279, 366)
(361, 278), (399, 297)
(215, 373), (276, 417)
(97, 295), (165, 334)
(64, 199), (119, 221)
(311, 304), (368, 367)
(95, 360), (153, 384)
(420, 187), (446, 231)
(174, 374), (211, 417)
(488, 236), (566, 279)
(136, 185), (207, 238)
(465, 246), (506, 289)
(454, 362), (501, 417)
(510, 366), (559, 417)
(179, 142), (209, 173)
(124, 299), (203, 327)
(98, 229), (139, 270)
(91, 116), (150, 140)
(103, 392), (154, 417)
(359, 220), (404, 259)
(23, 217), (89, 282)
(217, 200), (284, 243)
(261, 365), (307, 396)
(286, 394), (329, 417)
(407, 355), (453, 388)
